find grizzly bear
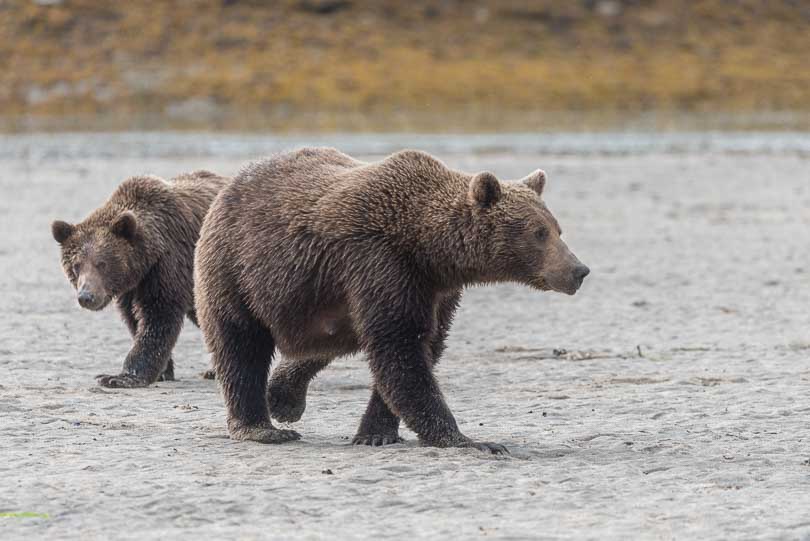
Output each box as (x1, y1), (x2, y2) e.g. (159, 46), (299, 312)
(195, 148), (589, 453)
(52, 170), (230, 387)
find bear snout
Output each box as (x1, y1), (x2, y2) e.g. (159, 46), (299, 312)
(573, 264), (590, 284)
(568, 264), (590, 294)
(77, 287), (109, 311)
(77, 287), (98, 309)
(77, 288), (96, 309)
(548, 263), (590, 295)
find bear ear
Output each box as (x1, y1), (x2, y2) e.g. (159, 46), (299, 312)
(51, 220), (75, 244)
(521, 169), (546, 197)
(469, 172), (502, 208)
(111, 211), (138, 241)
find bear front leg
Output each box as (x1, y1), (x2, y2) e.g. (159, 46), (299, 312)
(97, 300), (184, 388)
(359, 290), (507, 454)
(114, 293), (175, 383)
(366, 336), (505, 453)
(428, 289), (462, 367)
(267, 358), (331, 423)
(352, 388), (404, 446)
(353, 289), (462, 447)
(117, 292), (139, 337)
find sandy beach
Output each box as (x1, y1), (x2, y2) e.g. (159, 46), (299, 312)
(1, 132), (809, 539)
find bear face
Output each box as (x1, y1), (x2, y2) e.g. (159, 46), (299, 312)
(468, 169), (589, 295)
(52, 211), (144, 311)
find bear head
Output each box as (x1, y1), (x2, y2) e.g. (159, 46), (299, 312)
(51, 210), (143, 311)
(467, 169), (589, 295)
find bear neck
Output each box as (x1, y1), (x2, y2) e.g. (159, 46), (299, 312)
(417, 195), (500, 289)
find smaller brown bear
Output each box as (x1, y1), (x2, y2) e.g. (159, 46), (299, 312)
(52, 170), (229, 387)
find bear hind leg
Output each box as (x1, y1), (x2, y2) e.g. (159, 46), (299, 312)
(267, 358), (331, 423)
(213, 314), (300, 444)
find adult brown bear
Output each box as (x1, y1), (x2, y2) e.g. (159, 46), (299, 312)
(52, 170), (229, 387)
(195, 148), (588, 453)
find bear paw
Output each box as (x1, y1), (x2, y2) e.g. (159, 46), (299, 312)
(351, 433), (404, 447)
(463, 441), (510, 455)
(95, 373), (150, 388)
(230, 422), (301, 444)
(267, 383), (307, 423)
(422, 433), (510, 455)
(200, 369), (216, 380)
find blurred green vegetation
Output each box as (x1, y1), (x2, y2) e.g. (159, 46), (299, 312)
(2, 0), (809, 130)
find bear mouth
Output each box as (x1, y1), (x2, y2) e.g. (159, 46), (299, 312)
(531, 277), (552, 291)
(550, 281), (581, 296)
(534, 277), (580, 295)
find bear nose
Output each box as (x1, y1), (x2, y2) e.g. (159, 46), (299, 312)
(77, 289), (96, 308)
(573, 264), (590, 282)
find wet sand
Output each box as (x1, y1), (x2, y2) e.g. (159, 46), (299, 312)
(1, 133), (809, 539)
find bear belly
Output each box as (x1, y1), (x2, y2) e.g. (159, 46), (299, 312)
(275, 304), (359, 360)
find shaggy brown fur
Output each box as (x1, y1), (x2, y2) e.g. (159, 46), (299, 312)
(195, 148), (589, 453)
(52, 170), (230, 387)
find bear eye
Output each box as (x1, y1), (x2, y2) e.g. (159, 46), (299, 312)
(71, 263), (81, 276)
(96, 261), (107, 271)
(535, 228), (548, 241)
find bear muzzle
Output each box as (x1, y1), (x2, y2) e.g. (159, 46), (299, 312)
(77, 288), (111, 311)
(544, 263), (590, 296)
(76, 277), (111, 311)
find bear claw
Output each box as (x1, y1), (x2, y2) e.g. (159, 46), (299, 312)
(351, 433), (404, 446)
(200, 369), (216, 380)
(96, 373), (150, 388)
